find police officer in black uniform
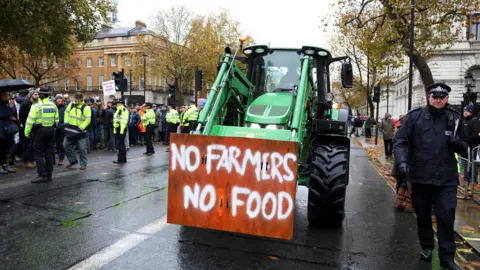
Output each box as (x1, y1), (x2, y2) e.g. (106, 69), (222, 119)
(394, 83), (468, 270)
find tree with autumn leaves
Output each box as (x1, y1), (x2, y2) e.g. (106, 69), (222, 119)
(0, 0), (114, 87)
(326, 0), (480, 110)
(134, 5), (254, 99)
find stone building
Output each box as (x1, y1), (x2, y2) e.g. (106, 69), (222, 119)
(6, 20), (194, 106)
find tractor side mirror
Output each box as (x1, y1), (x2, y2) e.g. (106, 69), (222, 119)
(341, 62), (353, 88)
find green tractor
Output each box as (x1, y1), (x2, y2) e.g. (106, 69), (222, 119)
(187, 43), (354, 228)
(168, 40), (353, 239)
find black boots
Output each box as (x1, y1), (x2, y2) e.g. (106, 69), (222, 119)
(440, 260), (463, 270)
(420, 249), (432, 261)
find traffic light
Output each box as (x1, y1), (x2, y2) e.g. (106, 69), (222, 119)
(168, 83), (175, 99)
(373, 85), (381, 103)
(195, 68), (203, 92)
(112, 71), (122, 91)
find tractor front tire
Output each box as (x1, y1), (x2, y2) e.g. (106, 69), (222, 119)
(307, 143), (349, 228)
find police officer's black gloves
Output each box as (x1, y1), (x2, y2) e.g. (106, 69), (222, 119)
(396, 162), (410, 182)
(449, 138), (467, 157)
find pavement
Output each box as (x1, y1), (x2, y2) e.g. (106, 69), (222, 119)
(0, 140), (474, 269)
(353, 135), (480, 267)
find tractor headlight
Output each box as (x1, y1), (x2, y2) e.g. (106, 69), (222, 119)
(304, 49), (315, 55)
(265, 124), (285, 130)
(246, 123), (261, 129)
(325, 92), (334, 102)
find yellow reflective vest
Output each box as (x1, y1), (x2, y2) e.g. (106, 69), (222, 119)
(166, 109), (180, 124)
(182, 105), (199, 126)
(64, 101), (91, 130)
(141, 109), (156, 128)
(25, 98), (59, 137)
(113, 104), (128, 134)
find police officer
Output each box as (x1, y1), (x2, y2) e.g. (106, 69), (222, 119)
(113, 99), (128, 163)
(181, 99), (199, 133)
(165, 105), (180, 152)
(394, 83), (467, 270)
(24, 87), (59, 183)
(142, 102), (156, 156)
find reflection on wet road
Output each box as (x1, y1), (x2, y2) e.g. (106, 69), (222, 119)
(0, 142), (459, 269)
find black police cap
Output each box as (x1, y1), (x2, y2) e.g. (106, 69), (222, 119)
(145, 102), (153, 107)
(426, 82), (451, 97)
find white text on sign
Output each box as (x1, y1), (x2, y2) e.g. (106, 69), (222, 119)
(170, 143), (297, 183)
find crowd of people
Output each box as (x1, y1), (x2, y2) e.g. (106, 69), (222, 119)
(0, 88), (202, 181)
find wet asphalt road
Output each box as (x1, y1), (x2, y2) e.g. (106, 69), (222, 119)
(0, 141), (432, 270)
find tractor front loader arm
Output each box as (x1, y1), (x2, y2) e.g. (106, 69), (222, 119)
(193, 53), (253, 135)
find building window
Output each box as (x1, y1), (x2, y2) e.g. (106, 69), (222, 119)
(54, 81), (59, 90)
(99, 75), (104, 90)
(76, 58), (81, 67)
(87, 58), (92, 67)
(87, 75), (92, 91)
(125, 56), (131, 66)
(110, 56), (117, 66)
(99, 57), (104, 67)
(65, 77), (70, 90)
(75, 76), (81, 90)
(43, 59), (48, 69)
(152, 78), (156, 90)
(140, 74), (144, 90)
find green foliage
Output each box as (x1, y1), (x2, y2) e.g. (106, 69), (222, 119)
(0, 0), (115, 85)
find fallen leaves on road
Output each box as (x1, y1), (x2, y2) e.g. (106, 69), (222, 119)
(366, 147), (380, 160)
(268, 256), (279, 260)
(75, 202), (86, 205)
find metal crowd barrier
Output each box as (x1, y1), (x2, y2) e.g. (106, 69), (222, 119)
(457, 147), (472, 200)
(470, 146), (480, 204)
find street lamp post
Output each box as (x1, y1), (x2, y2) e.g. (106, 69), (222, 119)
(129, 69), (133, 99)
(464, 72), (477, 110)
(142, 52), (147, 103)
(387, 66), (390, 113)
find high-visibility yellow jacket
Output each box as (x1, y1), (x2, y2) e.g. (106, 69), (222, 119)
(166, 109), (180, 124)
(141, 108), (156, 128)
(113, 104), (128, 134)
(64, 101), (91, 130)
(25, 98), (59, 137)
(182, 105), (199, 126)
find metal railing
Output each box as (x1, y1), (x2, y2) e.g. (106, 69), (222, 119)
(469, 146), (480, 204)
(457, 147), (472, 200)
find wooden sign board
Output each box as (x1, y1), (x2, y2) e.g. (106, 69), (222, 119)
(167, 133), (299, 240)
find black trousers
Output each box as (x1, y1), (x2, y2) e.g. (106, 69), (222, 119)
(384, 139), (393, 157)
(115, 131), (126, 162)
(411, 183), (457, 263)
(165, 123), (178, 144)
(145, 126), (155, 153)
(0, 138), (10, 165)
(32, 127), (55, 177)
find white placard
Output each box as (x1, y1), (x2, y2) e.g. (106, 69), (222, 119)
(102, 80), (116, 96)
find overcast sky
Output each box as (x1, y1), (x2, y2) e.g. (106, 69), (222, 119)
(116, 0), (335, 49)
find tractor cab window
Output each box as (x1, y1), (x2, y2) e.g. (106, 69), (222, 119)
(248, 50), (302, 98)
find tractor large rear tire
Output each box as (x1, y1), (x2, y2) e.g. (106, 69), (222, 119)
(307, 143), (349, 228)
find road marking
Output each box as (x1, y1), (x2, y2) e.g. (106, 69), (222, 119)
(67, 215), (168, 270)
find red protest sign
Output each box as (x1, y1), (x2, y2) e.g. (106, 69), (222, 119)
(167, 133), (299, 240)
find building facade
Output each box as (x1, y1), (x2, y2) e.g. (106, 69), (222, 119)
(10, 20), (194, 105)
(376, 23), (480, 120)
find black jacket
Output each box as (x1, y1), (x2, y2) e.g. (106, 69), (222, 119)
(394, 105), (468, 186)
